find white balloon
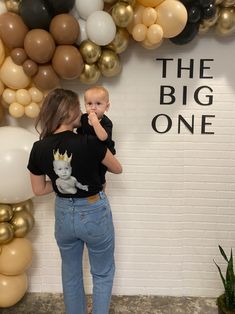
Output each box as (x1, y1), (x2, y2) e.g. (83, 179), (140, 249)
(76, 18), (88, 44)
(0, 2), (7, 15)
(86, 11), (116, 46)
(75, 0), (104, 20)
(0, 127), (38, 203)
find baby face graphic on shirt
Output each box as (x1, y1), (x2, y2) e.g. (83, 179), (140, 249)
(53, 149), (88, 194)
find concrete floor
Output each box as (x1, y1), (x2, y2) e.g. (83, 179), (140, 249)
(0, 294), (219, 314)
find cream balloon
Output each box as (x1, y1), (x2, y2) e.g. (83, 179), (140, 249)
(156, 0), (188, 38)
(86, 11), (116, 46)
(146, 23), (163, 44)
(28, 87), (44, 103)
(2, 88), (16, 104)
(75, 0), (104, 20)
(16, 89), (31, 106)
(0, 56), (30, 89)
(24, 102), (40, 118)
(142, 7), (157, 26)
(141, 37), (162, 49)
(127, 4), (144, 33)
(0, 238), (33, 275)
(0, 38), (5, 66)
(0, 273), (28, 308)
(0, 80), (4, 96)
(9, 102), (24, 118)
(0, 126), (37, 203)
(132, 23), (147, 41)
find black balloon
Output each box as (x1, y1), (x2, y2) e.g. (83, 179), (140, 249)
(198, 0), (214, 7)
(203, 4), (216, 19)
(188, 6), (201, 23)
(19, 0), (53, 30)
(45, 0), (75, 16)
(170, 23), (199, 45)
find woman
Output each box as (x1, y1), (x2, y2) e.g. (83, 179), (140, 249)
(27, 88), (122, 314)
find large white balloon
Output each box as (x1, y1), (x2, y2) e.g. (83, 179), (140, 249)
(86, 11), (116, 46)
(75, 0), (104, 20)
(0, 127), (38, 203)
(76, 18), (88, 44)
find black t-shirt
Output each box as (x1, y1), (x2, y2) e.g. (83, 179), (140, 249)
(27, 131), (107, 198)
(77, 113), (116, 155)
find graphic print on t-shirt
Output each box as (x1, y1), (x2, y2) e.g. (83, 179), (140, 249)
(53, 149), (88, 194)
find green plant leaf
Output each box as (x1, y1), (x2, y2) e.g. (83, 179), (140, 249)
(219, 245), (229, 262)
(214, 259), (226, 289)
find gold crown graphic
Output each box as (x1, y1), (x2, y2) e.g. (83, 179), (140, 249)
(53, 149), (72, 162)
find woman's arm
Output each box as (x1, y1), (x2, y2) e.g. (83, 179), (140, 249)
(102, 149), (122, 174)
(30, 173), (54, 196)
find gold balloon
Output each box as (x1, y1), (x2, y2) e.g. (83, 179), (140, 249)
(79, 40), (102, 65)
(215, 0), (223, 4)
(199, 23), (210, 35)
(0, 273), (28, 308)
(122, 0), (136, 5)
(137, 0), (164, 6)
(104, 0), (118, 3)
(79, 63), (101, 85)
(0, 222), (14, 245)
(106, 27), (129, 53)
(112, 2), (134, 28)
(0, 238), (33, 275)
(0, 204), (13, 222)
(98, 49), (122, 77)
(221, 0), (235, 7)
(10, 209), (35, 237)
(4, 0), (21, 13)
(215, 7), (235, 36)
(12, 199), (33, 213)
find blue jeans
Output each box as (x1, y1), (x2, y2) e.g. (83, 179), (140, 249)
(54, 191), (115, 314)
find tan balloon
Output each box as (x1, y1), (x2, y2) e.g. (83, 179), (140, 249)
(0, 222), (14, 245)
(22, 59), (38, 77)
(2, 88), (16, 104)
(79, 63), (101, 85)
(24, 29), (56, 64)
(0, 273), (28, 308)
(132, 23), (147, 41)
(137, 0), (164, 6)
(28, 87), (43, 103)
(10, 209), (35, 237)
(112, 2), (134, 27)
(0, 12), (28, 49)
(216, 7), (235, 36)
(0, 56), (30, 90)
(146, 23), (163, 44)
(0, 204), (13, 222)
(0, 238), (33, 275)
(16, 89), (31, 106)
(98, 49), (122, 77)
(9, 102), (24, 118)
(106, 27), (129, 54)
(52, 45), (84, 80)
(156, 0), (188, 38)
(127, 4), (145, 33)
(4, 0), (21, 14)
(0, 103), (4, 123)
(33, 64), (60, 91)
(141, 37), (163, 49)
(49, 14), (80, 45)
(0, 39), (5, 67)
(79, 40), (102, 65)
(142, 7), (157, 26)
(24, 102), (40, 118)
(10, 48), (27, 66)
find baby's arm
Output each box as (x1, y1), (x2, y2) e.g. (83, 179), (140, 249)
(88, 112), (108, 141)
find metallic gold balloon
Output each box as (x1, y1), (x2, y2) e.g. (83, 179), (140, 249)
(79, 40), (102, 65)
(4, 0), (21, 13)
(106, 27), (129, 53)
(221, 0), (235, 7)
(112, 2), (134, 28)
(122, 0), (136, 6)
(98, 49), (122, 77)
(10, 209), (35, 237)
(104, 0), (118, 3)
(12, 199), (33, 213)
(215, 0), (223, 4)
(215, 7), (235, 36)
(0, 204), (13, 222)
(0, 222), (14, 245)
(198, 23), (210, 35)
(79, 63), (101, 84)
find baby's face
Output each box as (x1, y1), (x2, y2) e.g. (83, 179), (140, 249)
(53, 160), (72, 179)
(84, 90), (110, 119)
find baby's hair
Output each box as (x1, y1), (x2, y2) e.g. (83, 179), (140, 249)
(84, 86), (109, 102)
(35, 88), (80, 139)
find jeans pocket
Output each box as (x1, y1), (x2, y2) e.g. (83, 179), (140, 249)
(83, 204), (111, 238)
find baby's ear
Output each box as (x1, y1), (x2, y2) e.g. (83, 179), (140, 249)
(106, 102), (110, 111)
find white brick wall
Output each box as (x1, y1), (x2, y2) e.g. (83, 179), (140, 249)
(18, 36), (235, 297)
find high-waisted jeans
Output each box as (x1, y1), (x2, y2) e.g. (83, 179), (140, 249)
(54, 191), (115, 314)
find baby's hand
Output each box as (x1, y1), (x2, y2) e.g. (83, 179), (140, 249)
(88, 112), (99, 126)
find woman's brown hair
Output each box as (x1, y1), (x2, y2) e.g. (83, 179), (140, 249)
(35, 88), (80, 139)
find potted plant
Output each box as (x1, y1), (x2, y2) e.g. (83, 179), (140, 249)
(214, 245), (235, 314)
